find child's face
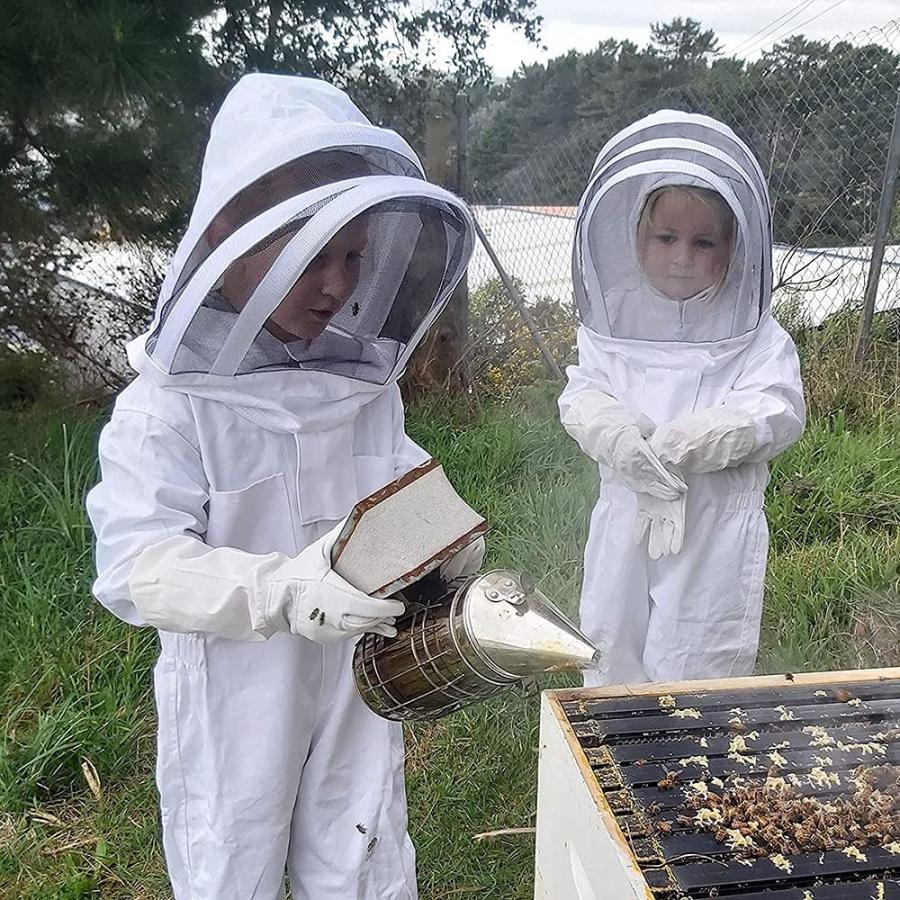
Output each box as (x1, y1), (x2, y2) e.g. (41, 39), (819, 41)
(224, 216), (369, 341)
(639, 191), (731, 301)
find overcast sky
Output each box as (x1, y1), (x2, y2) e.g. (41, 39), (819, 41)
(483, 0), (899, 76)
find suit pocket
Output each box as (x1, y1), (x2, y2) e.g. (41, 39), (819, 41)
(206, 472), (296, 555)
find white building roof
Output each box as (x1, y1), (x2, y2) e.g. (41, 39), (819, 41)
(470, 205), (900, 327)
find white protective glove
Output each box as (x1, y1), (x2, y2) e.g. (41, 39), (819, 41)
(439, 535), (486, 582)
(650, 407), (758, 474)
(561, 389), (687, 500)
(633, 491), (686, 560)
(129, 519), (404, 643)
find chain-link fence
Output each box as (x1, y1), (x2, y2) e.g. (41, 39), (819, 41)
(467, 19), (900, 390)
(22, 20), (900, 397)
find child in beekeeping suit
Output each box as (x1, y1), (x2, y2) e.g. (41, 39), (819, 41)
(86, 74), (483, 900)
(559, 110), (805, 686)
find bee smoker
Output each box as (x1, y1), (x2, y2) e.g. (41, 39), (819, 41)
(353, 568), (599, 721)
(331, 459), (600, 722)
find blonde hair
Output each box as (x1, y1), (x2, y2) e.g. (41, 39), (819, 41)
(637, 185), (736, 253)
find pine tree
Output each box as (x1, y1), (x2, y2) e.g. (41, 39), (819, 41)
(1, 0), (540, 387)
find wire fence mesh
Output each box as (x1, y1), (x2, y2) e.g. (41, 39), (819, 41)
(467, 19), (900, 392)
(19, 20), (900, 398)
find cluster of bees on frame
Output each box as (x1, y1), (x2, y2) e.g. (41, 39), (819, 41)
(648, 690), (900, 867)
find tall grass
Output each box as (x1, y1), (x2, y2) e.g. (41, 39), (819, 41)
(0, 379), (898, 897)
(783, 308), (900, 420)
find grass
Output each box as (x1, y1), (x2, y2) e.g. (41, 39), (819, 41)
(0, 382), (899, 897)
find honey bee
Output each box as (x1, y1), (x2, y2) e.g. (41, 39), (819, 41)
(657, 770), (682, 791)
(655, 820), (673, 834)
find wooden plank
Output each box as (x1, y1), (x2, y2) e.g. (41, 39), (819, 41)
(617, 745), (895, 786)
(671, 846), (900, 892)
(581, 698), (899, 740)
(722, 882), (899, 899)
(563, 680), (900, 721)
(604, 723), (899, 762)
(659, 828), (900, 863)
(629, 775), (888, 812)
(549, 668), (900, 705)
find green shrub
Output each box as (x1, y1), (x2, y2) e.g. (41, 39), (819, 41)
(0, 349), (59, 410)
(777, 307), (900, 422)
(467, 279), (577, 399)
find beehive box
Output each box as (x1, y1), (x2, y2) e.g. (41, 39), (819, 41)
(534, 668), (900, 900)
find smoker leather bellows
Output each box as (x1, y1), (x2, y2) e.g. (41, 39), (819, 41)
(353, 569), (599, 721)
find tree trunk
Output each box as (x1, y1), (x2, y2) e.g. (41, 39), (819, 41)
(402, 98), (470, 401)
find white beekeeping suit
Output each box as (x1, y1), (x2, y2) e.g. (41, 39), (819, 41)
(86, 74), (475, 900)
(559, 110), (805, 686)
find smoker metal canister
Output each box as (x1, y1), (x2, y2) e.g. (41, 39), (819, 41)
(353, 570), (599, 721)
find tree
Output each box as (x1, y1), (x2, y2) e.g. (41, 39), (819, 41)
(468, 18), (723, 198)
(468, 19), (899, 252)
(688, 36), (900, 245)
(1, 0), (541, 388)
(210, 0), (540, 89)
(471, 53), (582, 202)
(650, 17), (720, 77)
(1, 0), (221, 384)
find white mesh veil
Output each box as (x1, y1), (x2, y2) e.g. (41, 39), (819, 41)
(147, 179), (470, 384)
(140, 76), (473, 386)
(573, 110), (773, 345)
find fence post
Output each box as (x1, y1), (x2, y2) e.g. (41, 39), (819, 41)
(424, 101), (452, 185)
(456, 91), (469, 198)
(855, 84), (900, 365)
(417, 99), (471, 392)
(473, 218), (565, 382)
(455, 92), (471, 382)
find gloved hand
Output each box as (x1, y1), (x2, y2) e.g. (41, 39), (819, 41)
(264, 519), (405, 642)
(650, 407), (758, 474)
(129, 520), (404, 643)
(561, 389), (687, 500)
(633, 491), (686, 560)
(439, 535), (486, 582)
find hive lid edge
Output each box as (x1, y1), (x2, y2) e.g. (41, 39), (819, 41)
(543, 666), (900, 704)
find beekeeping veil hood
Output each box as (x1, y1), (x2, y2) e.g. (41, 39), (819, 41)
(573, 110), (772, 351)
(128, 74), (474, 432)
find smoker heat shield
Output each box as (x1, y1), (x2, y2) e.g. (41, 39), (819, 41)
(331, 458), (488, 598)
(354, 569), (599, 721)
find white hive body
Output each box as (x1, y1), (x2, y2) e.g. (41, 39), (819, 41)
(534, 669), (900, 900)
